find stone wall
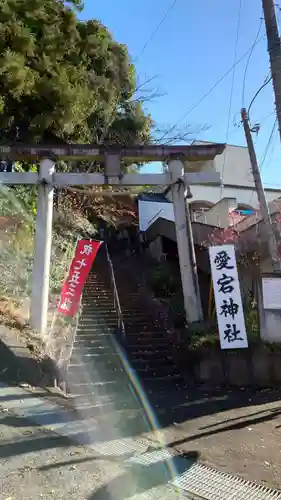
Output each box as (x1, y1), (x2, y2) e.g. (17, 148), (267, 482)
(172, 343), (281, 388)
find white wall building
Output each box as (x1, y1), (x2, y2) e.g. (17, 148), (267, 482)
(188, 140), (280, 209)
(138, 142), (281, 233)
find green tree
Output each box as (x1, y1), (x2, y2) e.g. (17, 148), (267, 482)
(0, 0), (152, 144)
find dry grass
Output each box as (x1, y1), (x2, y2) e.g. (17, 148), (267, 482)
(0, 296), (51, 362)
(0, 296), (28, 331)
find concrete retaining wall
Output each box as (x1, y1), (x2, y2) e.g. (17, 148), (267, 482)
(172, 343), (281, 388)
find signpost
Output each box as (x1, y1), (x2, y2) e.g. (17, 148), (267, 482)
(209, 244), (248, 349)
(262, 277), (281, 310)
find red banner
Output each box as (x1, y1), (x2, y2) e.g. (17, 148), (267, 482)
(58, 239), (102, 317)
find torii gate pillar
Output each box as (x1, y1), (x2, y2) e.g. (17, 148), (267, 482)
(168, 158), (203, 323)
(30, 157), (55, 334)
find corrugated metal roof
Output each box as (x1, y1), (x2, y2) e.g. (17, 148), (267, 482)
(137, 192), (171, 203)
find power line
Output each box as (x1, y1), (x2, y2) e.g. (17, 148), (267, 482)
(220, 0), (242, 198)
(157, 32), (266, 143)
(241, 17), (263, 107)
(248, 74), (272, 117)
(99, 2), (179, 145)
(259, 118), (278, 170)
(136, 0), (179, 60)
(248, 117), (278, 206)
(259, 109), (276, 124)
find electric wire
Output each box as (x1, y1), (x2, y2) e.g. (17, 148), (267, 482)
(241, 17), (263, 107)
(136, 0), (179, 60)
(220, 0), (242, 198)
(248, 117), (278, 206)
(100, 0), (179, 146)
(248, 74), (273, 117)
(156, 33), (266, 143)
(259, 118), (278, 169)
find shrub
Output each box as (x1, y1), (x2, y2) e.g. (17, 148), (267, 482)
(149, 262), (181, 298)
(168, 294), (185, 328)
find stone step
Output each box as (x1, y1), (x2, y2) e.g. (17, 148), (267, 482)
(122, 315), (164, 322)
(78, 319), (118, 325)
(67, 378), (137, 400)
(82, 298), (113, 304)
(126, 336), (170, 345)
(130, 348), (171, 358)
(142, 373), (184, 385)
(126, 340), (170, 348)
(125, 327), (167, 334)
(73, 335), (113, 343)
(70, 352), (121, 364)
(73, 338), (112, 347)
(76, 326), (115, 333)
(125, 340), (170, 348)
(124, 330), (165, 336)
(72, 344), (115, 354)
(79, 317), (117, 323)
(80, 312), (116, 318)
(83, 292), (112, 297)
(132, 356), (174, 367)
(75, 333), (115, 341)
(67, 368), (127, 384)
(74, 337), (115, 346)
(68, 355), (124, 369)
(136, 364), (180, 377)
(84, 283), (111, 289)
(74, 332), (113, 340)
(71, 352), (121, 363)
(82, 303), (115, 309)
(69, 393), (141, 412)
(89, 284), (112, 290)
(77, 327), (117, 334)
(70, 397), (138, 413)
(67, 379), (120, 395)
(80, 311), (116, 316)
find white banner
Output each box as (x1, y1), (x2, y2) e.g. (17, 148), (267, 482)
(209, 245), (248, 349)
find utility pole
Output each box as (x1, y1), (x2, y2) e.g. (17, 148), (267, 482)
(262, 0), (281, 140)
(241, 108), (281, 272)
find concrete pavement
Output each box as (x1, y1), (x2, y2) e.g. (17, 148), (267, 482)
(1, 383), (281, 499)
(0, 384), (190, 499)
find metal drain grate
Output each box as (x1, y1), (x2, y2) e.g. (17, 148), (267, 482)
(127, 448), (281, 500)
(92, 436), (150, 457)
(173, 463), (281, 500)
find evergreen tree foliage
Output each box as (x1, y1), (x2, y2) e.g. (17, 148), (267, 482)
(0, 0), (152, 144)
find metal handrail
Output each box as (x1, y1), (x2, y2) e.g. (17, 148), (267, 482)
(147, 208), (164, 229)
(105, 244), (125, 337)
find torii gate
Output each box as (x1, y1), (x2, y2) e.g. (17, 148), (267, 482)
(0, 143), (225, 334)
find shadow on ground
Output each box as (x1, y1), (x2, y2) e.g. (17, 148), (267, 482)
(153, 386), (281, 430)
(2, 334), (281, 446)
(0, 338), (56, 387)
(0, 409), (198, 500)
(88, 451), (198, 500)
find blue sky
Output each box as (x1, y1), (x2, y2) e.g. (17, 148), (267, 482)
(80, 0), (280, 187)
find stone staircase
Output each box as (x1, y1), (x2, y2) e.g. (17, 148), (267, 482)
(111, 253), (184, 392)
(67, 246), (185, 433)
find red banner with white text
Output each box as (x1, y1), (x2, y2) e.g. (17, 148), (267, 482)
(58, 239), (102, 317)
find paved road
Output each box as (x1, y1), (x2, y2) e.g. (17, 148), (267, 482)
(0, 408), (186, 500)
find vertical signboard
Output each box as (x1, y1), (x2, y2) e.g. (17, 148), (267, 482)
(58, 239), (102, 317)
(209, 244), (248, 349)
